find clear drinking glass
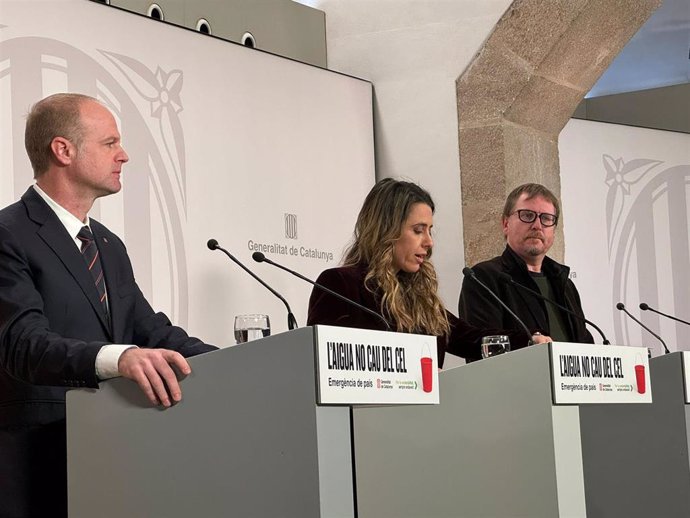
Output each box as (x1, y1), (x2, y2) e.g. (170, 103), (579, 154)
(234, 314), (270, 344)
(481, 335), (510, 359)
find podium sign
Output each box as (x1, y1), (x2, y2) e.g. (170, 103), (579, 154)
(314, 325), (439, 405)
(550, 342), (652, 404)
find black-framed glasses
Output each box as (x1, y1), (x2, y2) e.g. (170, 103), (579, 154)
(512, 209), (558, 227)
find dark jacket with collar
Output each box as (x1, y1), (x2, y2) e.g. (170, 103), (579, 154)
(458, 245), (594, 361)
(307, 263), (534, 367)
(0, 187), (215, 517)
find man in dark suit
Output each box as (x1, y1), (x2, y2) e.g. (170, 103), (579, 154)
(0, 93), (216, 517)
(458, 183), (594, 361)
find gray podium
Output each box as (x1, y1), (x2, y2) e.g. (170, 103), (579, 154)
(352, 346), (690, 517)
(66, 327), (354, 518)
(579, 351), (690, 517)
(353, 343), (588, 518)
(67, 331), (689, 518)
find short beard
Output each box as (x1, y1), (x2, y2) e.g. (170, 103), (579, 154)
(524, 244), (542, 256)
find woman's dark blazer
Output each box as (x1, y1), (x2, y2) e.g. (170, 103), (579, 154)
(307, 264), (531, 367)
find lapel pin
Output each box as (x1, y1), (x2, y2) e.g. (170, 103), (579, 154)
(102, 237), (108, 244)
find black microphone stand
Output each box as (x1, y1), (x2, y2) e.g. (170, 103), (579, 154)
(639, 302), (690, 327)
(252, 252), (391, 331)
(499, 273), (610, 344)
(462, 267), (535, 346)
(208, 239), (298, 330)
(617, 302), (669, 354)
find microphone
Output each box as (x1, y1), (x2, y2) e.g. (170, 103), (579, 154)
(616, 302), (669, 354)
(639, 302), (690, 327)
(462, 267), (534, 345)
(252, 252), (391, 331)
(499, 273), (610, 344)
(207, 239), (298, 331)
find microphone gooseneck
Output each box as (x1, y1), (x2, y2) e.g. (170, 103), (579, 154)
(617, 302), (669, 354)
(463, 267), (534, 345)
(499, 273), (610, 344)
(639, 302), (690, 327)
(253, 253), (391, 331)
(207, 238), (298, 331)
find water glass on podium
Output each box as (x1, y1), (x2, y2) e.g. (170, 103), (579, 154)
(481, 335), (510, 359)
(234, 314), (271, 344)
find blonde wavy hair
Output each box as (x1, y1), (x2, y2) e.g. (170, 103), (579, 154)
(343, 178), (450, 337)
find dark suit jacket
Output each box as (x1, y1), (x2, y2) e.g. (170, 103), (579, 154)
(458, 245), (594, 361)
(0, 187), (215, 517)
(306, 264), (532, 367)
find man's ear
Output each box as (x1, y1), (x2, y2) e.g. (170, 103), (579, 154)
(50, 137), (74, 166)
(501, 216), (509, 236)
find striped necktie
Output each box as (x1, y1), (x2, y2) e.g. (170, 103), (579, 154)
(77, 226), (109, 320)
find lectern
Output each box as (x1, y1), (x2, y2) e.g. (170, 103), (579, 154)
(352, 342), (653, 518)
(579, 351), (690, 517)
(353, 343), (584, 517)
(68, 331), (674, 518)
(67, 327), (354, 518)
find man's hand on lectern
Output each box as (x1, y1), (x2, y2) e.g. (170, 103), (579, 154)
(118, 348), (191, 407)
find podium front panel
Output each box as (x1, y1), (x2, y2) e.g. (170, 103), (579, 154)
(67, 327), (354, 518)
(352, 344), (586, 518)
(579, 351), (690, 517)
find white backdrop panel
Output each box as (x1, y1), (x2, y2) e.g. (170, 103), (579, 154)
(0, 0), (375, 346)
(560, 119), (690, 355)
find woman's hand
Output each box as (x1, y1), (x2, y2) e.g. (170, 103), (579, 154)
(531, 332), (552, 344)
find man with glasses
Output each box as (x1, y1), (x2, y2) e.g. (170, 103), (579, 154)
(458, 183), (593, 360)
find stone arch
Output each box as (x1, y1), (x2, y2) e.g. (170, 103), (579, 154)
(457, 0), (661, 267)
